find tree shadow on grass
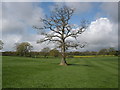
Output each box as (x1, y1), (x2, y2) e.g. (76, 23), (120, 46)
(51, 63), (94, 67)
(68, 64), (93, 67)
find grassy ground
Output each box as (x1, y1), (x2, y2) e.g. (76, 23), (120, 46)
(0, 56), (2, 89)
(2, 56), (118, 88)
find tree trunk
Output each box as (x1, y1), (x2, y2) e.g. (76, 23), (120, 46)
(59, 57), (67, 66)
(59, 27), (68, 66)
(59, 42), (67, 66)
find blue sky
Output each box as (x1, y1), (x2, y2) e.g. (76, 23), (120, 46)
(39, 2), (107, 24)
(30, 2), (109, 34)
(2, 2), (118, 51)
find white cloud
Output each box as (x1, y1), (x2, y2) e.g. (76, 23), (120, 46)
(2, 2), (44, 35)
(2, 2), (118, 52)
(78, 18), (118, 51)
(2, 31), (55, 51)
(2, 34), (22, 51)
(2, 2), (45, 51)
(2, 17), (118, 52)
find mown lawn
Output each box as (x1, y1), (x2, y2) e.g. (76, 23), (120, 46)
(2, 56), (118, 88)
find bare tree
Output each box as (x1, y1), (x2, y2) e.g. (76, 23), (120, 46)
(34, 5), (88, 65)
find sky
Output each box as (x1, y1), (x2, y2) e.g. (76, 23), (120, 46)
(1, 2), (118, 52)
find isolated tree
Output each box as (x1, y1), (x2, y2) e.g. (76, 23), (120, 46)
(15, 42), (33, 56)
(41, 47), (50, 58)
(34, 5), (87, 65)
(0, 40), (4, 50)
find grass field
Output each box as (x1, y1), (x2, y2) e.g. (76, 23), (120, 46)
(2, 56), (118, 88)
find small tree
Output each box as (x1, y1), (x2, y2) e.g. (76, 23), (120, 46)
(41, 47), (50, 58)
(98, 48), (108, 55)
(34, 5), (87, 65)
(15, 42), (33, 56)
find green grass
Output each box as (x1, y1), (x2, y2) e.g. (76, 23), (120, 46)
(2, 56), (118, 88)
(0, 56), (2, 89)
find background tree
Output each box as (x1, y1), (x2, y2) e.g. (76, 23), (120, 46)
(107, 47), (116, 55)
(73, 51), (80, 56)
(41, 47), (50, 58)
(0, 40), (4, 50)
(15, 42), (33, 56)
(98, 48), (108, 55)
(49, 48), (60, 57)
(34, 5), (87, 65)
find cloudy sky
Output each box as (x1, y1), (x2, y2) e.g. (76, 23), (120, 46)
(1, 2), (118, 52)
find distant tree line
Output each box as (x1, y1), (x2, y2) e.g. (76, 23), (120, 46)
(67, 48), (119, 56)
(1, 41), (119, 57)
(2, 48), (60, 58)
(2, 44), (120, 57)
(2, 42), (61, 57)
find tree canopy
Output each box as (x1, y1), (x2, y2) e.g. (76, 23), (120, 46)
(15, 42), (33, 56)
